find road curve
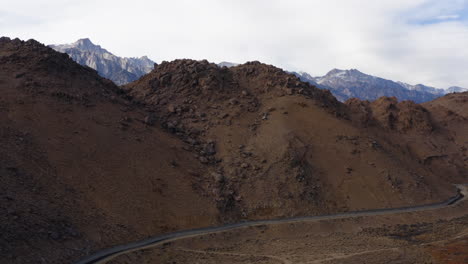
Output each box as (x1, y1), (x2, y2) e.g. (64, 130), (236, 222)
(76, 184), (467, 264)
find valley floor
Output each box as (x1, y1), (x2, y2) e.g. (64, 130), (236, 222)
(103, 188), (468, 264)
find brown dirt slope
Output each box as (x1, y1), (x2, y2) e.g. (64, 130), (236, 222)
(124, 59), (463, 223)
(423, 92), (468, 172)
(346, 93), (467, 188)
(0, 38), (218, 264)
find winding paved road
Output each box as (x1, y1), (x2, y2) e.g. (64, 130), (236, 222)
(76, 184), (467, 264)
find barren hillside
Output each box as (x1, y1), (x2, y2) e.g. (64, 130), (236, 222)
(0, 38), (217, 264)
(125, 59), (464, 222)
(1, 38), (466, 264)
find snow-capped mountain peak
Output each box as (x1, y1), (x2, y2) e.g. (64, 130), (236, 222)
(49, 39), (156, 85)
(217, 61), (239, 68)
(294, 68), (466, 103)
(447, 86), (468, 93)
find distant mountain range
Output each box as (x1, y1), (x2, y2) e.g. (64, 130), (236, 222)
(49, 38), (156, 85)
(49, 39), (466, 102)
(293, 69), (467, 103)
(218, 61), (239, 68)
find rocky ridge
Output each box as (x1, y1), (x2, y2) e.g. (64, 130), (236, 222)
(0, 37), (217, 264)
(124, 58), (466, 222)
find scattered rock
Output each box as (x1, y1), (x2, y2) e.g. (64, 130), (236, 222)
(211, 172), (224, 182)
(144, 114), (156, 125)
(199, 156), (209, 164)
(229, 98), (239, 105)
(204, 141), (217, 155)
(284, 88), (294, 95)
(167, 104), (176, 113)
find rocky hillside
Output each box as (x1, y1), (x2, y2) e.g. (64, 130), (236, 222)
(1, 37), (466, 264)
(423, 91), (468, 172)
(50, 38), (155, 85)
(295, 69), (467, 102)
(0, 37), (217, 264)
(345, 94), (467, 185)
(124, 59), (465, 221)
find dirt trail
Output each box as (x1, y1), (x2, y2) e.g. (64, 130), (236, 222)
(309, 247), (400, 264)
(176, 247), (292, 264)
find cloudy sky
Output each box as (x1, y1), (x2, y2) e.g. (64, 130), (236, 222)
(1, 0), (468, 88)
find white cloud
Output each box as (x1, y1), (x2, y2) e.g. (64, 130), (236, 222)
(436, 14), (460, 20)
(1, 0), (468, 88)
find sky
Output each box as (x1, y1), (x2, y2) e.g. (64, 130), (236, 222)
(1, 0), (468, 88)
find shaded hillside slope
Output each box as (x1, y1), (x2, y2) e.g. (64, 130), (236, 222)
(0, 38), (217, 264)
(346, 96), (467, 188)
(423, 92), (468, 174)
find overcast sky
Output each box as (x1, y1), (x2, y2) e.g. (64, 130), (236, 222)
(1, 0), (468, 88)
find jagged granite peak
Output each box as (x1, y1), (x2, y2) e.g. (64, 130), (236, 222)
(295, 71), (315, 80)
(73, 38), (96, 50)
(396, 82), (446, 95)
(49, 38), (156, 85)
(316, 68), (378, 84)
(290, 70), (350, 102)
(50, 38), (104, 53)
(324, 68), (352, 77)
(447, 86), (468, 93)
(217, 61), (239, 68)
(294, 68), (466, 103)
